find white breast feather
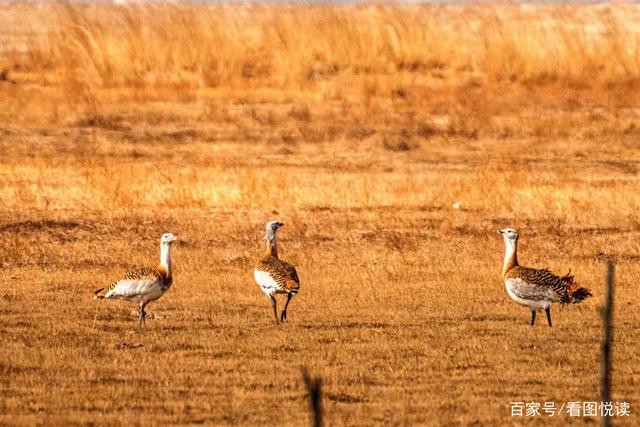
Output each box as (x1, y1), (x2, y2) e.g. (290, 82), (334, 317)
(505, 278), (552, 310)
(106, 277), (165, 302)
(254, 269), (279, 297)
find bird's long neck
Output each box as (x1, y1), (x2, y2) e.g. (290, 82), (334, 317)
(502, 239), (518, 277)
(265, 234), (278, 258)
(160, 242), (172, 277)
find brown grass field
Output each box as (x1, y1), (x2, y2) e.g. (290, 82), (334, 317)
(1, 2), (640, 425)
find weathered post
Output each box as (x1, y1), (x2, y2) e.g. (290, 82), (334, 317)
(601, 261), (614, 427)
(301, 367), (323, 427)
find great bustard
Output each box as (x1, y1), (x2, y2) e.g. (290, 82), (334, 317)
(254, 221), (300, 324)
(499, 228), (592, 327)
(95, 232), (177, 329)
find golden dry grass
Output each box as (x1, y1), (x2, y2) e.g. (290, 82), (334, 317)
(1, 2), (639, 426)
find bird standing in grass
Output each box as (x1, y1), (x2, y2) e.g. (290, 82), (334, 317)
(254, 221), (300, 324)
(499, 228), (591, 327)
(95, 232), (177, 330)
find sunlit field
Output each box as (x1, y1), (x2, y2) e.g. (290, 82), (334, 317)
(1, 2), (639, 425)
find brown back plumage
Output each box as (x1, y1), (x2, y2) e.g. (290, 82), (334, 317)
(256, 256), (300, 293)
(505, 266), (591, 304)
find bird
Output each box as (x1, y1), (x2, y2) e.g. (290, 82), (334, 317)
(94, 232), (177, 329)
(254, 221), (300, 324)
(498, 228), (592, 327)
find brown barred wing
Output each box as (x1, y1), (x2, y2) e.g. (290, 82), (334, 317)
(506, 266), (572, 303)
(257, 257), (300, 294)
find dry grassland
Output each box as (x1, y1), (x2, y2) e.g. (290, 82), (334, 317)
(1, 2), (639, 426)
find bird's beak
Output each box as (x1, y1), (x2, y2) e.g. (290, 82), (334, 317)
(497, 230), (504, 235)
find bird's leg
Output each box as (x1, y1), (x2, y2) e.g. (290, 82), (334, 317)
(281, 293), (293, 322)
(139, 301), (147, 330)
(545, 307), (552, 327)
(270, 295), (279, 324)
(530, 311), (536, 326)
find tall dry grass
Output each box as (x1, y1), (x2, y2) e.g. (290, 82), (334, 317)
(2, 3), (639, 134)
(0, 3), (640, 132)
(12, 3), (640, 92)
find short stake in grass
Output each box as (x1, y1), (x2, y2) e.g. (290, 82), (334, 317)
(301, 367), (323, 427)
(601, 261), (614, 427)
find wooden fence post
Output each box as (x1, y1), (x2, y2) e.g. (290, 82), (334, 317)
(601, 261), (614, 427)
(301, 367), (323, 427)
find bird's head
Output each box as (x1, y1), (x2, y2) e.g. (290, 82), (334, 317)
(498, 228), (519, 243)
(160, 232), (178, 245)
(265, 221), (284, 241)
